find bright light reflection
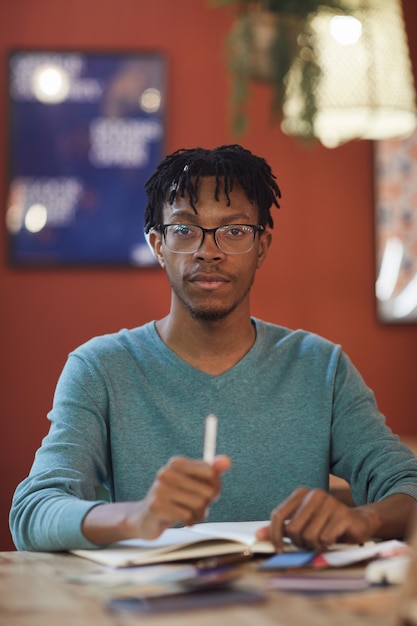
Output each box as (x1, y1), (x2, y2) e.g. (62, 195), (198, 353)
(25, 203), (48, 233)
(130, 241), (158, 265)
(330, 16), (362, 46)
(140, 88), (161, 113)
(376, 237), (403, 301)
(31, 64), (70, 103)
(393, 273), (417, 318)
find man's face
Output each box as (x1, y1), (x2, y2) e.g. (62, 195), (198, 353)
(150, 177), (271, 322)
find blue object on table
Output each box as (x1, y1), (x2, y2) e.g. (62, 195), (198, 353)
(259, 551), (317, 570)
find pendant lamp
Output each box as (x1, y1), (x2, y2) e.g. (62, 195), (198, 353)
(282, 0), (417, 147)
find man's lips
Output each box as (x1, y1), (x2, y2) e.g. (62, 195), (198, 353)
(188, 273), (230, 290)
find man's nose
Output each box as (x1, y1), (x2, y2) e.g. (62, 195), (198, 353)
(195, 230), (224, 258)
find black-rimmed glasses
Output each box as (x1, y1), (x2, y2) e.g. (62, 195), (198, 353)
(157, 224), (265, 254)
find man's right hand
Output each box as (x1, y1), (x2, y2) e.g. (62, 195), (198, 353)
(82, 455), (231, 546)
(133, 455), (231, 539)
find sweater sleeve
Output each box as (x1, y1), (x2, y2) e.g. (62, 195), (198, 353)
(9, 352), (112, 551)
(330, 351), (417, 505)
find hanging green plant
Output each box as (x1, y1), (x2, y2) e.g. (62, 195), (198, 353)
(213, 0), (350, 137)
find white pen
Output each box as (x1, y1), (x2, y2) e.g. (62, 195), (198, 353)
(203, 414), (218, 464)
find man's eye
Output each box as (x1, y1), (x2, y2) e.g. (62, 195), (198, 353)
(173, 225), (194, 236)
(225, 226), (249, 237)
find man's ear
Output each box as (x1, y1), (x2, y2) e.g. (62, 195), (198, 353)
(256, 228), (272, 268)
(147, 229), (165, 268)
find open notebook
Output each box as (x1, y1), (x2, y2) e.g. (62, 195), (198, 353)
(72, 520), (408, 571)
(72, 521), (277, 568)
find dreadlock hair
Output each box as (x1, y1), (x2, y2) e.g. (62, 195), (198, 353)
(144, 144), (281, 233)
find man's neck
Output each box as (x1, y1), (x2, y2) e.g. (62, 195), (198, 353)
(155, 311), (256, 376)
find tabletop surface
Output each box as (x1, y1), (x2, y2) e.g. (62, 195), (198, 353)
(0, 550), (403, 626)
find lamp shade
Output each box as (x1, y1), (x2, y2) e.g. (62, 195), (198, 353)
(282, 0), (417, 147)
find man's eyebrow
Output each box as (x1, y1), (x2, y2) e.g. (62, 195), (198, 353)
(167, 210), (254, 223)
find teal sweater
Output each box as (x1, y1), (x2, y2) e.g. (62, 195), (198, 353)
(10, 319), (417, 551)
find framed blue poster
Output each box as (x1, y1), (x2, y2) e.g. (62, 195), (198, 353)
(6, 50), (165, 266)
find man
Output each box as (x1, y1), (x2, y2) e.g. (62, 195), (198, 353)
(10, 145), (417, 553)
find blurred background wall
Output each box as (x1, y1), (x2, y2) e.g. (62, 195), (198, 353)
(1, 0), (417, 550)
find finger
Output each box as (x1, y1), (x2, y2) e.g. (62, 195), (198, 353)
(156, 470), (219, 515)
(255, 525), (270, 541)
(212, 455), (232, 474)
(316, 511), (353, 547)
(269, 487), (310, 551)
(284, 489), (331, 549)
(166, 456), (215, 481)
(160, 457), (221, 495)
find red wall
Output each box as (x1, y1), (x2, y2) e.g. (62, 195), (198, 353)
(1, 0), (417, 550)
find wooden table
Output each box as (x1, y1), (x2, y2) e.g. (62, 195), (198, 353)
(0, 550), (403, 626)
